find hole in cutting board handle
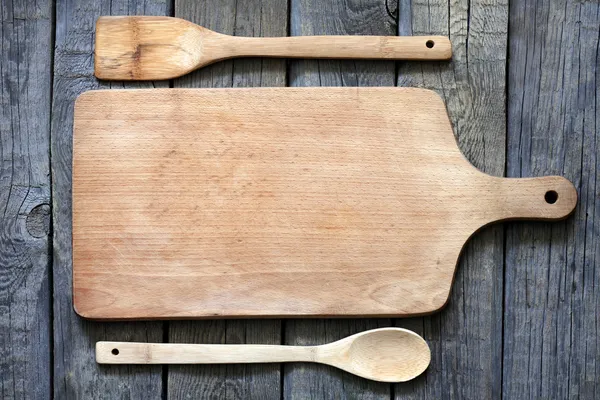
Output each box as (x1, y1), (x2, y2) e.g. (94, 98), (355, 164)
(545, 190), (558, 204)
(112, 348), (119, 355)
(426, 40), (435, 48)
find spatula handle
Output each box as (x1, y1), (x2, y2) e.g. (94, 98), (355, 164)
(228, 35), (452, 61)
(96, 342), (315, 364)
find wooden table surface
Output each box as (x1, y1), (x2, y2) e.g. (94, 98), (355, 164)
(1, 0), (598, 399)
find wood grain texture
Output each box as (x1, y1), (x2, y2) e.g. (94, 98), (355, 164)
(94, 15), (451, 80)
(395, 0), (508, 398)
(97, 328), (430, 383)
(72, 87), (576, 319)
(50, 0), (169, 398)
(167, 1), (286, 399)
(284, 2), (396, 399)
(504, 0), (600, 398)
(0, 0), (52, 398)
(0, 1), (593, 399)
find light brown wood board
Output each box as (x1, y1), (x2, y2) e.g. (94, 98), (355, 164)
(72, 87), (577, 320)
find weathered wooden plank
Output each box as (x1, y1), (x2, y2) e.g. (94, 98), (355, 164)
(503, 0), (600, 398)
(0, 0), (53, 398)
(167, 1), (286, 398)
(51, 0), (170, 398)
(283, 1), (395, 399)
(395, 0), (507, 398)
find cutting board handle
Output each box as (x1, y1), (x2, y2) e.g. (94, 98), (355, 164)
(487, 175), (577, 222)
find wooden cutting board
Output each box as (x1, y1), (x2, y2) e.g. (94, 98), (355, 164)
(72, 88), (577, 320)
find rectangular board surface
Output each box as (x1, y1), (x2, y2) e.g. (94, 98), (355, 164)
(72, 87), (576, 319)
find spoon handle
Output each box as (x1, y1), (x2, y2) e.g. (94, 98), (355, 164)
(96, 342), (315, 364)
(227, 35), (452, 61)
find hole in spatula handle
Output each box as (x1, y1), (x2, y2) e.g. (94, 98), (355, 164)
(112, 348), (119, 355)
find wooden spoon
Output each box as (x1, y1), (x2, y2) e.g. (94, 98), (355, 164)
(95, 16), (452, 80)
(96, 327), (430, 382)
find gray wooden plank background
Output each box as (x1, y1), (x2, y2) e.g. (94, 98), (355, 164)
(395, 0), (507, 398)
(1, 0), (598, 398)
(51, 1), (168, 398)
(504, 0), (600, 398)
(1, 0), (52, 398)
(284, 1), (394, 399)
(168, 1), (286, 398)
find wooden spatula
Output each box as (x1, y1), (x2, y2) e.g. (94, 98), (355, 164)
(94, 16), (452, 80)
(96, 328), (431, 383)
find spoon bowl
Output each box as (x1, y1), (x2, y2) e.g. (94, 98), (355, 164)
(318, 328), (431, 382)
